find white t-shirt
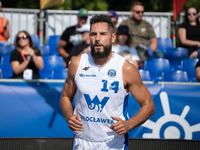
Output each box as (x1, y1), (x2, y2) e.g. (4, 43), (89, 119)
(112, 45), (140, 62)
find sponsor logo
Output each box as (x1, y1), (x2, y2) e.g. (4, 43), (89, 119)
(79, 74), (96, 77)
(84, 94), (109, 112)
(83, 66), (90, 71)
(80, 115), (114, 124)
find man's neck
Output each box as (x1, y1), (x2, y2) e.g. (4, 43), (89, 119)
(76, 24), (81, 29)
(132, 18), (141, 25)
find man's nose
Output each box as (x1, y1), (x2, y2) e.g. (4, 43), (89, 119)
(95, 33), (100, 41)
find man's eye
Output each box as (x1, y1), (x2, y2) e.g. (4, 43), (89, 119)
(101, 33), (106, 35)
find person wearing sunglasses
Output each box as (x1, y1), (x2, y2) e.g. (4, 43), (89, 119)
(120, 2), (163, 65)
(10, 31), (44, 79)
(0, 1), (10, 41)
(178, 6), (200, 59)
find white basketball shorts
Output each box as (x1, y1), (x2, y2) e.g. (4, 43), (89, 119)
(72, 134), (128, 150)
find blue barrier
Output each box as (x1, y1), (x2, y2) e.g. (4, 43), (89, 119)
(0, 80), (200, 140)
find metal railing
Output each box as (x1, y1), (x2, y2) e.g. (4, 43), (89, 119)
(1, 8), (39, 44)
(1, 8), (183, 46)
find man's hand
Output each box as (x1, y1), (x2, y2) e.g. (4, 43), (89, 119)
(67, 114), (84, 134)
(110, 116), (130, 135)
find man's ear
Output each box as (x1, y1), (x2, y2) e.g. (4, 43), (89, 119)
(130, 10), (134, 16)
(112, 33), (116, 43)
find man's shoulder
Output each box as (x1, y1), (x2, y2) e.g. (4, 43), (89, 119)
(120, 18), (132, 25)
(65, 25), (76, 31)
(141, 20), (153, 27)
(73, 43), (88, 51)
(122, 60), (139, 78)
(60, 25), (77, 40)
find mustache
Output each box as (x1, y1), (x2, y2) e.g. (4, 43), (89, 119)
(94, 42), (103, 46)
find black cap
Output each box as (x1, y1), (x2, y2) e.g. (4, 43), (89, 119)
(117, 25), (129, 35)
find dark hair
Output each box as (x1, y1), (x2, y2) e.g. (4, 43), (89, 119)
(90, 14), (114, 34)
(131, 2), (144, 10)
(15, 30), (38, 52)
(114, 34), (133, 47)
(184, 6), (199, 23)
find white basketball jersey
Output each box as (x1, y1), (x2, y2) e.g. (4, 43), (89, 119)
(74, 52), (129, 142)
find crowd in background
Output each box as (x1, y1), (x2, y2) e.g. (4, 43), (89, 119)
(0, 1), (200, 82)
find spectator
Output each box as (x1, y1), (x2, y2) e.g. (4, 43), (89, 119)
(0, 1), (10, 41)
(107, 10), (118, 33)
(69, 24), (91, 61)
(10, 31), (44, 79)
(112, 25), (140, 68)
(195, 60), (200, 82)
(178, 6), (200, 59)
(120, 2), (163, 64)
(57, 8), (89, 67)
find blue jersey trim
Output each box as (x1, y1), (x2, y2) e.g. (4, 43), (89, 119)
(123, 95), (129, 121)
(123, 95), (129, 149)
(124, 133), (129, 150)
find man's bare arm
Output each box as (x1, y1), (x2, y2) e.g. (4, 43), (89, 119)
(57, 39), (70, 59)
(149, 37), (158, 52)
(111, 61), (155, 135)
(60, 56), (83, 134)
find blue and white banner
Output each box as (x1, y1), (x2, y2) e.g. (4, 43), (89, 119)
(129, 84), (200, 140)
(0, 81), (200, 140)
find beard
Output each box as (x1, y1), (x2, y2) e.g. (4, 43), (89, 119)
(91, 41), (112, 59)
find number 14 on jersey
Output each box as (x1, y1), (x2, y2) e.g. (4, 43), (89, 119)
(101, 80), (119, 93)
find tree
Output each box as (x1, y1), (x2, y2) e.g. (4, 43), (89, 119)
(2, 0), (200, 13)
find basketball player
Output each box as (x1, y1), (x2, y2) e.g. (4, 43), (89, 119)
(60, 14), (155, 150)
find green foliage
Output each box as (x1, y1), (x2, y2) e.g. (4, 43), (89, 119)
(1, 0), (200, 13)
(54, 0), (108, 11)
(183, 0), (200, 13)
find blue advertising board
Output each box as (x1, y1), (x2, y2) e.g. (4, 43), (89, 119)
(0, 80), (200, 140)
(129, 84), (200, 140)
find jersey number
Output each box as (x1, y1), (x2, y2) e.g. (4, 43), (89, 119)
(101, 80), (119, 93)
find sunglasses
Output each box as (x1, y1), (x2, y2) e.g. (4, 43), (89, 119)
(187, 12), (197, 16)
(17, 35), (28, 41)
(133, 10), (144, 14)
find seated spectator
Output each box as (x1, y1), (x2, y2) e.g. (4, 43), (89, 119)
(195, 60), (200, 82)
(69, 24), (91, 61)
(107, 10), (118, 33)
(112, 25), (140, 68)
(57, 8), (89, 67)
(178, 6), (200, 59)
(0, 1), (10, 41)
(10, 31), (44, 79)
(120, 2), (163, 64)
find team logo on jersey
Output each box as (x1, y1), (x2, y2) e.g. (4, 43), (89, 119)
(107, 69), (116, 77)
(83, 66), (90, 71)
(84, 94), (109, 112)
